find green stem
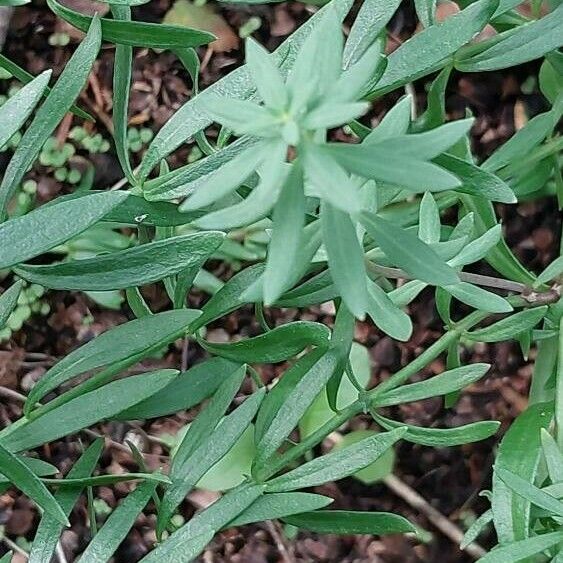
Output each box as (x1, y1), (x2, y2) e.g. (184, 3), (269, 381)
(557, 317), (563, 449)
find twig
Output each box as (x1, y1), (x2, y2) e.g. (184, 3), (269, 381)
(384, 474), (486, 560)
(55, 541), (69, 563)
(1, 535), (29, 559)
(263, 520), (295, 563)
(0, 386), (26, 403)
(181, 335), (189, 373)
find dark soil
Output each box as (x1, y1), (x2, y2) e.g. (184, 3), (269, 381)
(0, 1), (560, 562)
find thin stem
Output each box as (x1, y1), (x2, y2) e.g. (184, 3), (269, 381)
(557, 317), (563, 449)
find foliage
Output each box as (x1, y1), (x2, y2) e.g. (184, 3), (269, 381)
(0, 0), (561, 561)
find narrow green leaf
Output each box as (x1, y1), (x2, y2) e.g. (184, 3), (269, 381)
(540, 429), (563, 484)
(537, 256), (563, 285)
(321, 201), (368, 319)
(266, 427), (407, 493)
(25, 309), (199, 414)
(449, 225), (503, 267)
(228, 493), (333, 527)
(46, 0), (215, 49)
(492, 402), (553, 544)
(0, 280), (23, 330)
(140, 483), (265, 562)
(364, 95), (412, 143)
(2, 370), (178, 453)
(445, 282), (513, 313)
(199, 321), (330, 363)
(0, 70), (51, 149)
(44, 473), (170, 487)
(0, 456), (57, 485)
(283, 510), (416, 535)
(418, 192), (441, 244)
(374, 363), (490, 407)
(254, 351), (340, 470)
(371, 0), (498, 96)
(159, 390), (265, 536)
(29, 440), (103, 563)
(374, 413), (500, 447)
(476, 532), (563, 563)
(0, 16), (102, 220)
(263, 163), (306, 305)
(467, 307), (548, 343)
(117, 357), (239, 420)
(456, 5), (563, 71)
(0, 443), (68, 526)
(343, 0), (401, 68)
(78, 480), (157, 563)
(461, 508), (492, 550)
(414, 0), (436, 27)
(15, 232), (224, 291)
(361, 211), (459, 286)
(0, 191), (128, 269)
(366, 281), (412, 342)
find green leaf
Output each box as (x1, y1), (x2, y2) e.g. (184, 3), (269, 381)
(461, 508), (492, 550)
(283, 510), (416, 535)
(419, 192), (441, 244)
(192, 263), (264, 330)
(180, 142), (267, 211)
(303, 102), (369, 130)
(364, 95), (412, 143)
(497, 469), (563, 518)
(2, 370), (178, 453)
(29, 440), (103, 563)
(111, 5), (135, 184)
(0, 16), (102, 221)
(0, 553), (11, 563)
(46, 0), (215, 49)
(0, 70), (51, 149)
(0, 456), (57, 484)
(445, 282), (513, 313)
(328, 143), (462, 192)
(254, 350), (340, 470)
(321, 202), (368, 319)
(467, 307), (548, 343)
(77, 480), (157, 563)
(492, 402), (553, 544)
(0, 280), (23, 330)
(370, 0), (498, 96)
(0, 443), (68, 526)
(199, 321), (330, 363)
(537, 256), (563, 285)
(24, 309), (199, 415)
(228, 493), (333, 527)
(140, 483), (265, 562)
(366, 281), (413, 342)
(15, 232), (224, 291)
(43, 473), (170, 487)
(540, 429), (563, 484)
(266, 427), (406, 492)
(456, 5), (563, 71)
(137, 0), (354, 181)
(475, 532), (563, 563)
(414, 0), (436, 27)
(373, 413), (500, 447)
(0, 53), (92, 121)
(117, 357), (239, 420)
(449, 225), (503, 267)
(0, 191), (128, 270)
(434, 154), (516, 204)
(361, 211), (459, 286)
(159, 389), (264, 537)
(374, 363), (490, 407)
(343, 0), (401, 68)
(263, 163), (306, 305)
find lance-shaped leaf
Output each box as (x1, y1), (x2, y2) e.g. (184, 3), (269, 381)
(374, 364), (490, 407)
(199, 321), (330, 363)
(467, 307), (548, 343)
(0, 70), (51, 149)
(0, 280), (23, 329)
(373, 413), (500, 447)
(492, 402), (553, 544)
(366, 281), (413, 342)
(0, 457), (57, 485)
(475, 532), (563, 563)
(117, 357), (239, 420)
(0, 16), (102, 220)
(0, 443), (68, 526)
(266, 427), (407, 492)
(46, 0), (214, 49)
(537, 256), (563, 286)
(370, 0), (498, 96)
(15, 232), (224, 291)
(24, 309), (199, 415)
(541, 429), (563, 484)
(361, 211), (459, 286)
(228, 493), (333, 527)
(140, 483), (265, 562)
(158, 389), (265, 536)
(0, 191), (128, 270)
(77, 480), (157, 563)
(1, 370), (178, 453)
(445, 282), (513, 314)
(456, 5), (563, 72)
(283, 510), (416, 535)
(28, 439), (103, 563)
(460, 508), (492, 550)
(448, 224), (503, 268)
